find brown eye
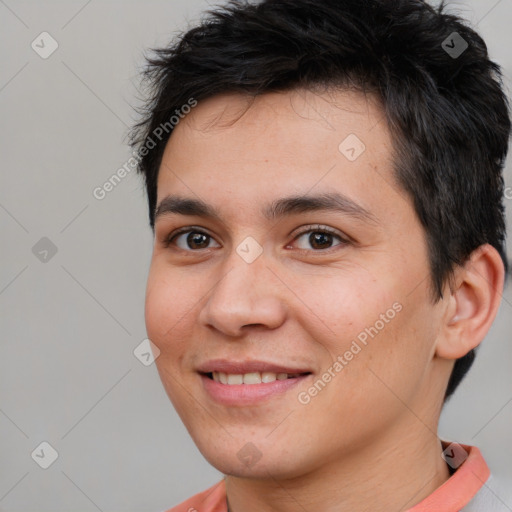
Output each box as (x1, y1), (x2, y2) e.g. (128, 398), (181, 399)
(164, 228), (221, 250)
(308, 232), (335, 250)
(292, 225), (348, 252)
(184, 232), (210, 249)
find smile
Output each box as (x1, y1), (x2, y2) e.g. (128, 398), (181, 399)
(200, 371), (312, 406)
(208, 371), (310, 385)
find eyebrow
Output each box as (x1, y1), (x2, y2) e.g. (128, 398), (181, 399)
(154, 192), (378, 224)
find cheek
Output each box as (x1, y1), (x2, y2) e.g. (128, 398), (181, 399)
(144, 264), (201, 409)
(298, 270), (434, 398)
(293, 269), (399, 347)
(144, 262), (193, 354)
(328, 290), (438, 415)
(145, 271), (169, 344)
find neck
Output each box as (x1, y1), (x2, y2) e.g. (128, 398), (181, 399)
(225, 424), (451, 512)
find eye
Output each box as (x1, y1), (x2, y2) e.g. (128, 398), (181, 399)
(162, 224), (349, 253)
(289, 225), (349, 252)
(163, 227), (221, 251)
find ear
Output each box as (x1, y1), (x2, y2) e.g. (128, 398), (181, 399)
(435, 244), (505, 360)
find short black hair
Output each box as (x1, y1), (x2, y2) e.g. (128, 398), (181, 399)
(130, 0), (511, 401)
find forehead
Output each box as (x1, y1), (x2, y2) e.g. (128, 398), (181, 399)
(162, 88), (389, 158)
(156, 88), (404, 225)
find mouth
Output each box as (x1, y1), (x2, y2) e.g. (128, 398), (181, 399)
(202, 371), (312, 385)
(196, 359), (313, 405)
(198, 366), (313, 406)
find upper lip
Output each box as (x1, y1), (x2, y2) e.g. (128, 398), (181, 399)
(197, 359), (312, 375)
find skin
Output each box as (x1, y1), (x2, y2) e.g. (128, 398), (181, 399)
(145, 88), (504, 512)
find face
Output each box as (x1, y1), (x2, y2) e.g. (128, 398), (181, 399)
(145, 88), (447, 479)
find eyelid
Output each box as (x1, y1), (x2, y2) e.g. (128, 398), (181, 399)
(162, 225), (217, 248)
(289, 224), (351, 251)
(291, 224), (346, 239)
(162, 224), (351, 252)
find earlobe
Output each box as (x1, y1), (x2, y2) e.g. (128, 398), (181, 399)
(436, 244), (505, 360)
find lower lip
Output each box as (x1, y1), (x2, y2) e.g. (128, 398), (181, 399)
(200, 373), (311, 406)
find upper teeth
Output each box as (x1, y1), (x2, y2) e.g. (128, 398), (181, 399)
(212, 372), (302, 385)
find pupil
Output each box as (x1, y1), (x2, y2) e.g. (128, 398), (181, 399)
(310, 232), (331, 249)
(188, 232), (209, 249)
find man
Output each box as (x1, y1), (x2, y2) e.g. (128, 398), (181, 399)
(130, 0), (511, 509)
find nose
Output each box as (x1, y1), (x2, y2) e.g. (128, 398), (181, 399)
(198, 250), (287, 337)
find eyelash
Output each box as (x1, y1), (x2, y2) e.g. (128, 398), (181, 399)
(162, 224), (350, 253)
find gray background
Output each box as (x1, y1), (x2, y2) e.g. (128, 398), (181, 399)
(1, 0), (511, 510)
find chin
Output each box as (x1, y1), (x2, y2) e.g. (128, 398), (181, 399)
(199, 444), (309, 481)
